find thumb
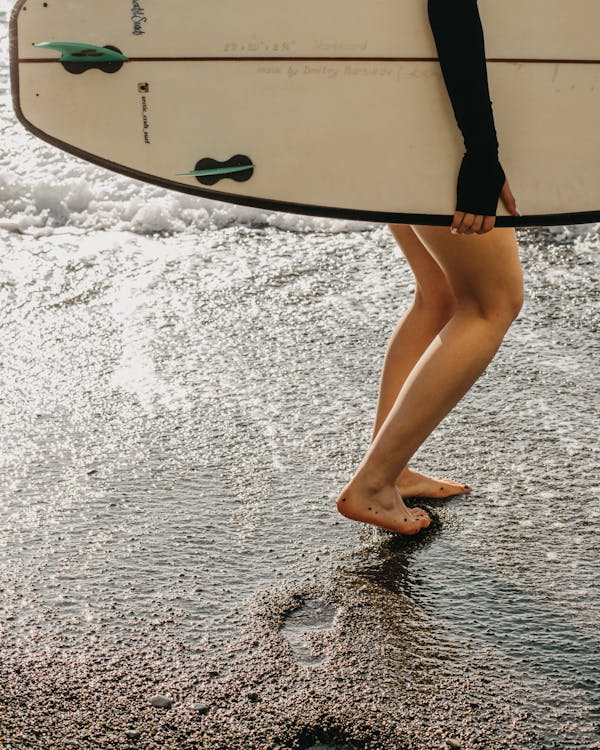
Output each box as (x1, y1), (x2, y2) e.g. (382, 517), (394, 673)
(500, 179), (521, 217)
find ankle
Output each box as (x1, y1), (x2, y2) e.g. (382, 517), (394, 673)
(396, 465), (411, 480)
(352, 470), (392, 494)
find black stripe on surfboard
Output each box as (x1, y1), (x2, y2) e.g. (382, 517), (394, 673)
(17, 56), (600, 65)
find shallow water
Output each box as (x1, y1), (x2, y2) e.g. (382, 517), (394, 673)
(1, 6), (599, 749)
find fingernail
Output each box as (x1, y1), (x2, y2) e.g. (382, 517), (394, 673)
(516, 207), (522, 216)
(451, 228), (458, 234)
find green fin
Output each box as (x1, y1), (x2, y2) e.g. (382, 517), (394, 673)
(177, 165), (255, 177)
(35, 42), (128, 63)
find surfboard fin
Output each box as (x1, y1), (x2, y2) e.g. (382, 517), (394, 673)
(177, 165), (255, 178)
(34, 42), (129, 64)
(177, 155), (255, 185)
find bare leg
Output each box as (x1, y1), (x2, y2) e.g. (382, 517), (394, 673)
(374, 225), (472, 499)
(337, 225), (523, 534)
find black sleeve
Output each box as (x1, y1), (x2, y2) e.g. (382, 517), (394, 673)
(427, 0), (506, 216)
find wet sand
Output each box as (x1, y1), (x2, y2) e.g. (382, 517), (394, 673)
(0, 563), (542, 750)
(0, 223), (598, 750)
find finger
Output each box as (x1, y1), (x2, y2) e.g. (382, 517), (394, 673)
(468, 215), (484, 234)
(501, 180), (521, 217)
(477, 216), (496, 234)
(458, 213), (476, 233)
(451, 211), (464, 234)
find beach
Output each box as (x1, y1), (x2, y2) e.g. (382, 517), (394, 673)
(1, 7), (599, 749)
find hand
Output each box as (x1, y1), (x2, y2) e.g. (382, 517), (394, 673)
(451, 178), (521, 235)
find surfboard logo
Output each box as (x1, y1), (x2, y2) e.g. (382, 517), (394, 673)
(131, 1), (148, 36)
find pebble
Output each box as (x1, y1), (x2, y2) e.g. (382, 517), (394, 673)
(125, 729), (142, 739)
(150, 694), (173, 709)
(446, 739), (462, 749)
(191, 702), (210, 715)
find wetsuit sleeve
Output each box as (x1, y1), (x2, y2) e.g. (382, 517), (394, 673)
(427, 0), (506, 216)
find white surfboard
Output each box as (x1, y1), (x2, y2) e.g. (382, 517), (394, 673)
(9, 0), (600, 226)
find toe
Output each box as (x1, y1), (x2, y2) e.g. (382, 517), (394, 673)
(437, 479), (472, 497)
(412, 507), (429, 519)
(412, 508), (431, 527)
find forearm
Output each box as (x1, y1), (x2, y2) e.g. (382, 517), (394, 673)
(427, 0), (505, 215)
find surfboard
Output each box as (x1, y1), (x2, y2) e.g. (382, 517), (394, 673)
(9, 0), (600, 227)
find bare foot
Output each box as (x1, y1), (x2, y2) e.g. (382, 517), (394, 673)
(336, 479), (431, 535)
(395, 467), (472, 499)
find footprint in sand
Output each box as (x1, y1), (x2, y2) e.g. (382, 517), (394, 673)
(280, 597), (338, 666)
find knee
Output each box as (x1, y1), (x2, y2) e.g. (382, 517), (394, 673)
(497, 283), (524, 325)
(413, 285), (457, 327)
(506, 287), (525, 321)
(458, 285), (524, 330)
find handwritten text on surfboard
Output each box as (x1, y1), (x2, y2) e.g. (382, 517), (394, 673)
(131, 1), (148, 35)
(257, 64), (396, 80)
(140, 95), (150, 143)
